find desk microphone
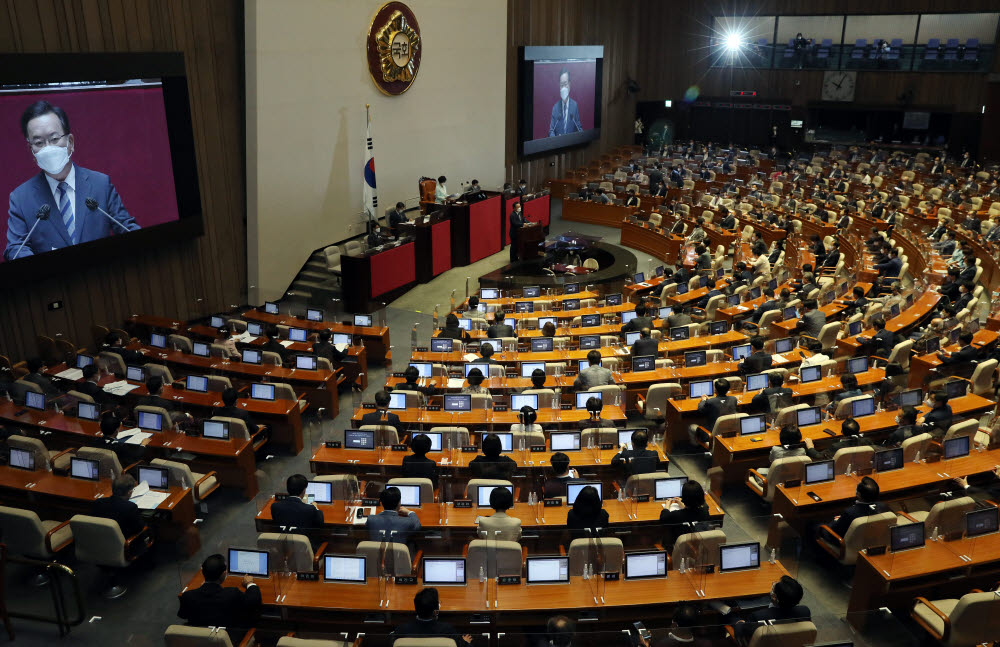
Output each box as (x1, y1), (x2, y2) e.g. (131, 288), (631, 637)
(11, 205), (50, 260)
(85, 197), (130, 232)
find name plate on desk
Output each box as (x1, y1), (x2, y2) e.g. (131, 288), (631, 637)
(603, 572), (620, 581)
(636, 494), (650, 503)
(275, 493), (290, 501)
(296, 571), (319, 581)
(461, 446), (478, 453)
(530, 445), (546, 452)
(453, 499), (473, 508)
(544, 498), (563, 507)
(361, 403), (376, 409)
(362, 497), (379, 507)
(600, 443), (615, 450)
(427, 405), (442, 411)
(391, 444), (408, 451)
(395, 576), (418, 585)
(784, 479), (802, 489)
(415, 347), (428, 352)
(498, 575), (521, 585)
(392, 372), (406, 378)
(325, 441), (342, 448)
(493, 405), (508, 412)
(561, 404), (573, 410)
(866, 545), (887, 556)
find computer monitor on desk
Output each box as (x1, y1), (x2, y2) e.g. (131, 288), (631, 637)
(138, 466), (170, 490)
(477, 485), (513, 507)
(250, 383), (275, 401)
(653, 477), (688, 500)
(965, 507), (999, 538)
(422, 558), (466, 585)
(796, 406), (822, 427)
(526, 556), (570, 584)
(897, 388), (922, 408)
(388, 392), (407, 410)
(567, 481), (602, 504)
(511, 394), (539, 410)
(203, 420), (231, 440)
(126, 365), (145, 382)
(745, 373), (768, 392)
(874, 448), (904, 473)
(689, 380), (713, 398)
(575, 391), (601, 409)
(581, 314), (601, 327)
(851, 397), (875, 418)
(550, 431), (581, 451)
(731, 344), (751, 361)
(248, 322), (264, 336)
(344, 429), (375, 450)
(289, 328), (308, 342)
(70, 457), (100, 481)
(519, 362), (545, 378)
(632, 355), (655, 372)
(241, 349), (262, 365)
(354, 314), (373, 328)
(137, 411), (163, 432)
(8, 447), (34, 471)
(430, 338), (453, 352)
(77, 401), (99, 421)
(625, 331), (641, 346)
(323, 555), (366, 583)
(890, 522), (924, 552)
(739, 415), (766, 436)
(800, 365), (822, 384)
(409, 362), (433, 378)
(394, 484), (423, 507)
(228, 548), (269, 577)
(443, 394), (472, 411)
(943, 435), (970, 460)
(306, 308), (324, 322)
(719, 542), (760, 572)
(186, 375), (208, 392)
(305, 480), (333, 504)
(624, 551), (667, 580)
(531, 338), (554, 352)
(804, 460), (835, 485)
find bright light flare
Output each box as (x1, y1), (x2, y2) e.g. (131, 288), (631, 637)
(724, 32), (744, 52)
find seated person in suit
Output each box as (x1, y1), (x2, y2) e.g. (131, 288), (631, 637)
(690, 379), (737, 446)
(75, 364), (106, 406)
(102, 412), (144, 466)
(858, 317), (894, 358)
(437, 313), (471, 342)
(523, 368), (547, 392)
(659, 480), (710, 548)
(630, 327), (659, 359)
(577, 396), (616, 430)
(216, 327), (240, 359)
(22, 357), (61, 397)
(659, 605), (716, 647)
(883, 407), (920, 446)
(212, 387), (257, 433)
(918, 391), (953, 434)
(738, 336), (772, 375)
(625, 189), (640, 208)
(804, 417), (871, 459)
(462, 368), (491, 396)
(758, 426), (807, 477)
(366, 486), (421, 544)
(402, 433), (439, 487)
(465, 296), (487, 322)
(841, 285), (869, 316)
(260, 326), (288, 364)
(827, 373), (862, 411)
(475, 484), (521, 541)
(573, 351), (614, 390)
(611, 428), (659, 476)
(103, 332), (146, 367)
(621, 304), (653, 333)
(486, 311), (515, 339)
(938, 331), (979, 366)
(178, 553), (261, 642)
(366, 222), (390, 248)
(819, 476), (888, 544)
(794, 299), (826, 339)
(469, 433), (517, 480)
(686, 218), (707, 244)
(393, 365), (438, 397)
(388, 201), (409, 233)
(750, 372), (793, 414)
(472, 342), (498, 365)
(92, 474), (147, 539)
(137, 376), (190, 425)
(312, 329), (346, 364)
(734, 576), (811, 644)
(566, 485), (609, 535)
(360, 390), (405, 440)
(666, 306), (693, 329)
(271, 473), (324, 532)
(693, 244), (711, 271)
(542, 452), (578, 498)
(393, 588), (472, 645)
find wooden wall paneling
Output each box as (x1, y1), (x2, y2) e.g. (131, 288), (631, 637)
(0, 0), (246, 361)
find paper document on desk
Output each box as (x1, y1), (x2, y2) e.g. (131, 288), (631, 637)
(279, 340), (294, 348)
(124, 431), (153, 445)
(116, 427), (142, 440)
(131, 480), (150, 497)
(462, 353), (479, 362)
(55, 368), (84, 380)
(334, 343), (349, 352)
(772, 353), (788, 363)
(103, 380), (140, 396)
(234, 332), (257, 343)
(447, 378), (466, 389)
(130, 490), (169, 510)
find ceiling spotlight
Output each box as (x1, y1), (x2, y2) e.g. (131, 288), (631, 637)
(725, 32), (743, 52)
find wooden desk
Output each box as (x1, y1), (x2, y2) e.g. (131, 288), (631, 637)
(239, 309), (391, 365)
(836, 292), (941, 355)
(561, 199), (635, 228)
(350, 406), (627, 428)
(0, 465), (199, 555)
(908, 330), (1000, 388)
(619, 220), (682, 264)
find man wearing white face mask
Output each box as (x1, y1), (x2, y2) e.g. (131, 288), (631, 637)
(5, 100), (139, 261)
(548, 68), (582, 137)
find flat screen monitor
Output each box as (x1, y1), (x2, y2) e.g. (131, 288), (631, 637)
(520, 362), (546, 378)
(632, 355), (655, 372)
(719, 542), (760, 572)
(523, 286), (541, 298)
(633, 272), (645, 283)
(550, 431), (581, 451)
(699, 275), (710, 288)
(653, 477), (688, 500)
(563, 299), (580, 310)
(689, 380), (713, 398)
(750, 287), (762, 299)
(344, 429), (375, 450)
(241, 349), (262, 365)
(676, 284), (689, 295)
(25, 391), (45, 411)
(149, 333), (166, 348)
(848, 321), (863, 336)
(138, 465), (170, 489)
(387, 392), (407, 410)
(250, 383), (275, 400)
(566, 481), (602, 504)
(658, 307), (673, 319)
(422, 558), (466, 585)
(727, 294), (741, 306)
(890, 523), (924, 552)
(203, 420), (230, 440)
(800, 365), (822, 383)
(874, 448), (904, 472)
(75, 354), (95, 369)
(685, 350), (707, 367)
(525, 556), (570, 584)
(137, 411), (163, 431)
(186, 375), (208, 392)
(305, 480), (333, 504)
(538, 316), (557, 329)
(925, 337), (940, 353)
(943, 435), (970, 460)
(655, 266), (664, 277)
(773, 338), (794, 353)
(70, 457), (100, 481)
(889, 303), (900, 318)
(306, 308), (324, 322)
(579, 335), (600, 349)
(77, 401), (99, 421)
(804, 460), (835, 485)
(577, 359), (592, 373)
(210, 316), (225, 328)
(531, 337), (554, 352)
(946, 380), (967, 399)
(480, 288), (500, 300)
(8, 447), (34, 471)
(618, 429), (644, 449)
(621, 312), (637, 325)
(624, 551), (667, 580)
(782, 307), (797, 320)
(846, 357), (868, 374)
(443, 394), (472, 411)
(457, 318), (472, 331)
(479, 432), (513, 452)
(851, 397), (875, 418)
(393, 484), (423, 507)
(965, 507), (1000, 538)
(575, 391), (601, 409)
(411, 432), (442, 452)
(731, 344), (752, 361)
(288, 328), (308, 342)
(745, 373), (768, 392)
(333, 333), (352, 346)
(295, 355), (318, 372)
(739, 415), (767, 436)
(710, 321), (729, 335)
(409, 362), (433, 378)
(606, 293), (622, 306)
(430, 338), (454, 352)
(247, 322), (263, 336)
(511, 394), (539, 410)
(565, 283), (580, 294)
(126, 365), (145, 382)
(796, 406), (822, 427)
(264, 302), (279, 314)
(323, 555), (366, 583)
(625, 331), (641, 346)
(228, 548), (269, 576)
(897, 388), (922, 408)
(477, 484), (513, 507)
(581, 314), (601, 327)
(515, 301), (534, 313)
(354, 314), (373, 328)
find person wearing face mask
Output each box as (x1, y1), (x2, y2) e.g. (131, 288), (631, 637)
(509, 201), (526, 262)
(367, 222), (389, 248)
(548, 68), (582, 137)
(515, 179), (529, 199)
(6, 100), (140, 261)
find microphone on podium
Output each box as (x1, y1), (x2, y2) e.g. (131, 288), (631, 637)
(85, 197), (130, 232)
(10, 204), (51, 260)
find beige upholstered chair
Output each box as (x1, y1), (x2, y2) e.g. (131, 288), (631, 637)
(356, 540), (415, 576)
(69, 514), (147, 598)
(465, 479), (513, 501)
(832, 446), (874, 474)
(746, 455), (810, 503)
(816, 511), (896, 565)
(358, 424), (399, 446)
(75, 446), (125, 479)
(898, 496), (975, 537)
(311, 474), (359, 500)
(387, 477), (434, 504)
(7, 434), (72, 472)
(743, 621), (817, 647)
(911, 591), (1000, 647)
(163, 625), (235, 647)
(150, 458), (220, 503)
(465, 539), (523, 578)
(671, 529), (726, 569)
(622, 471), (668, 497)
(637, 383), (682, 419)
(135, 404), (175, 431)
(257, 532), (320, 572)
(0, 506), (73, 560)
(428, 427), (470, 447)
(567, 538), (624, 575)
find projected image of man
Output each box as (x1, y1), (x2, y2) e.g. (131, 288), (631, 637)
(548, 68), (582, 137)
(6, 100), (139, 260)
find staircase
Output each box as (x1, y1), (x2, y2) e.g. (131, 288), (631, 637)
(286, 249), (342, 305)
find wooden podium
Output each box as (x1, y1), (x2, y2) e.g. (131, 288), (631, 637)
(516, 222), (545, 259)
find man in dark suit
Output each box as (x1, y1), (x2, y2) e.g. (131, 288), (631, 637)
(622, 304), (654, 333)
(260, 327), (289, 364)
(670, 167), (683, 188)
(366, 486), (422, 544)
(22, 357), (61, 397)
(647, 164), (663, 194)
(486, 311), (515, 339)
(388, 201), (409, 234)
(103, 332), (146, 368)
(271, 473), (324, 530)
(312, 329), (347, 364)
(509, 201), (526, 262)
(402, 433), (439, 487)
(212, 387), (258, 433)
(366, 222), (390, 248)
(392, 366), (438, 397)
(5, 100), (140, 261)
(946, 183), (962, 204)
(75, 364), (106, 407)
(920, 391), (954, 433)
(929, 157), (945, 174)
(691, 379), (738, 445)
(542, 452), (577, 498)
(360, 390), (404, 439)
(393, 588), (472, 645)
(962, 213), (982, 234)
(472, 342), (499, 365)
(719, 208), (736, 230)
(841, 286), (869, 316)
(750, 372), (793, 413)
(137, 376), (189, 425)
(794, 299), (826, 339)
(739, 336), (773, 375)
(735, 576), (811, 644)
(820, 476), (888, 543)
(939, 331), (979, 366)
(548, 68), (582, 136)
(91, 474), (146, 538)
(178, 553), (261, 641)
(611, 429), (660, 477)
(804, 417), (871, 459)
(870, 199), (885, 220)
(862, 317), (895, 358)
(630, 328), (659, 359)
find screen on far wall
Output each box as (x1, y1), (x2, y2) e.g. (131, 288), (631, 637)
(519, 46), (603, 156)
(0, 52), (202, 280)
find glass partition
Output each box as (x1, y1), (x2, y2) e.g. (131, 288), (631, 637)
(774, 16), (845, 69)
(843, 14), (919, 71)
(917, 13), (999, 72)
